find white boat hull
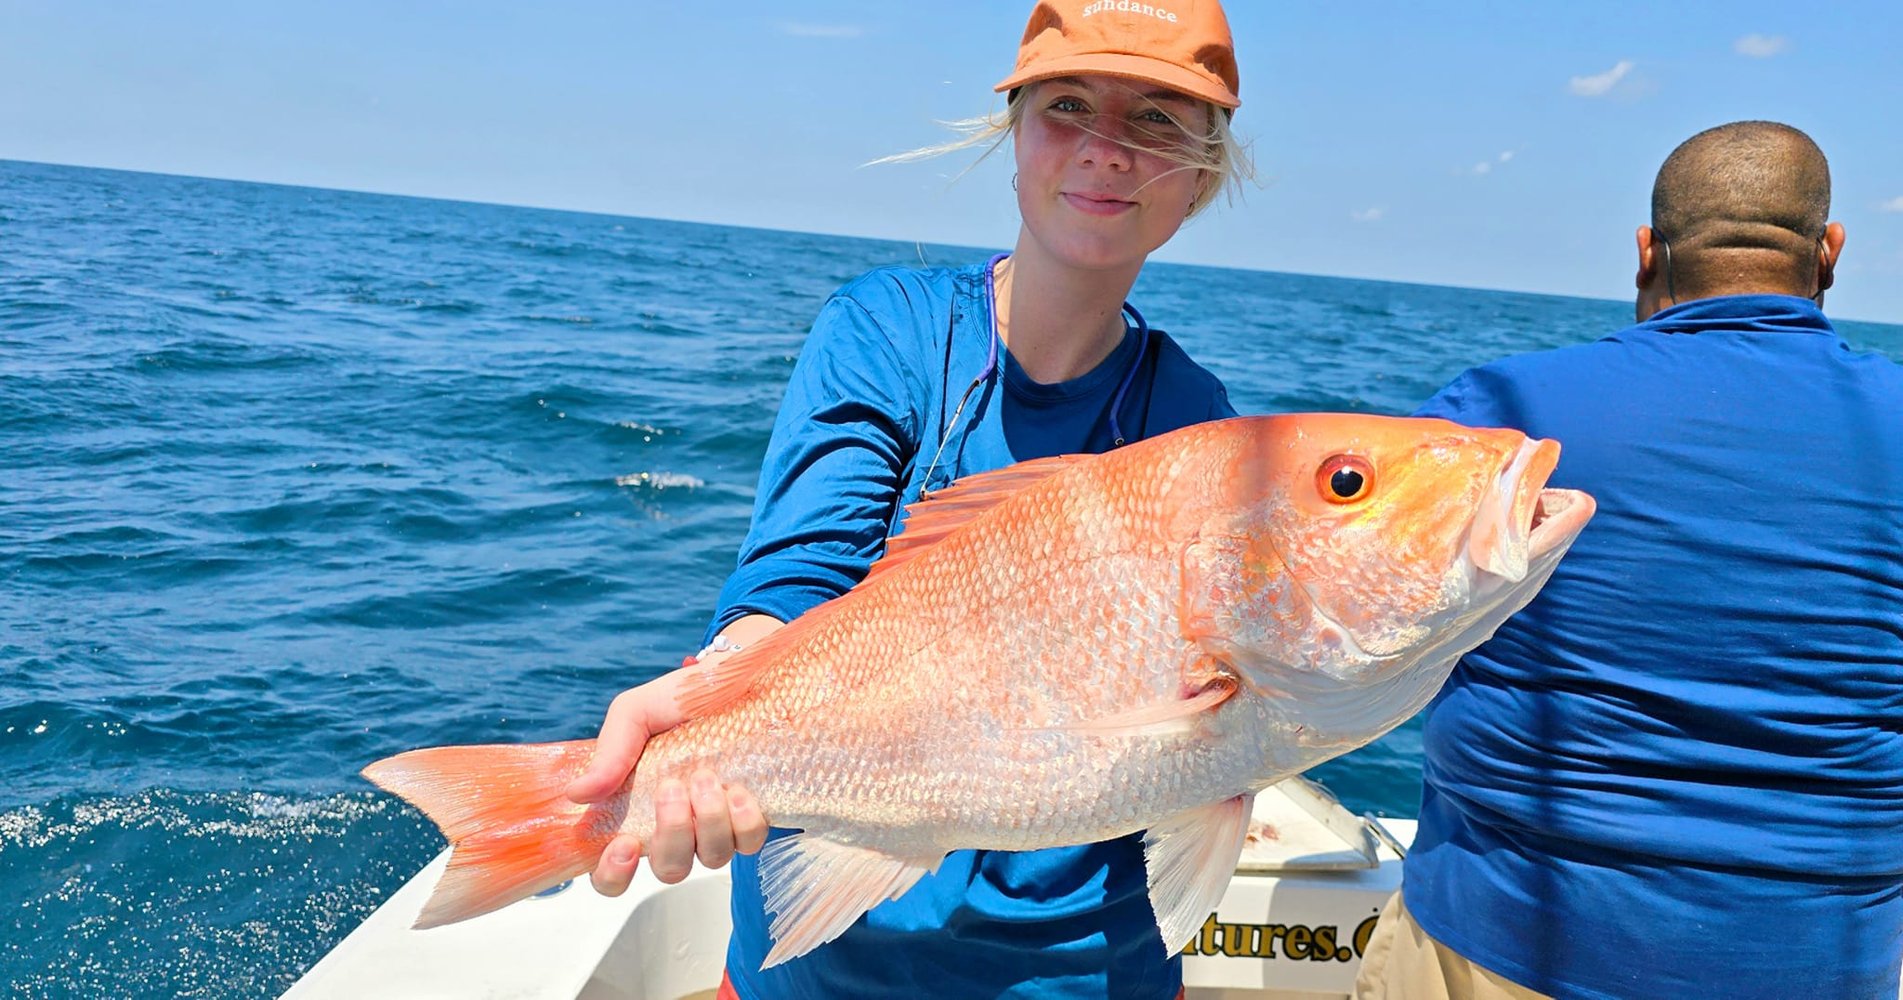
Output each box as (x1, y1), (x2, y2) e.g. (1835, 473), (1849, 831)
(285, 790), (1416, 999)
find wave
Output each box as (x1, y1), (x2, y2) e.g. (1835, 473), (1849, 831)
(0, 788), (438, 1000)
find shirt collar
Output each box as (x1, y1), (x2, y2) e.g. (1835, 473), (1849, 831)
(1639, 293), (1835, 338)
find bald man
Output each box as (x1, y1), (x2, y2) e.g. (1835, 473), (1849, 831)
(1355, 121), (1903, 999)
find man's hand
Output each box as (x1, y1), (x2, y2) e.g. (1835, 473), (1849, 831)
(565, 615), (781, 895)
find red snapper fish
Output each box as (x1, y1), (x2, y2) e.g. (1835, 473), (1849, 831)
(365, 413), (1594, 967)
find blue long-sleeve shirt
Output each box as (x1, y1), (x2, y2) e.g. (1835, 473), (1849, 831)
(1404, 294), (1903, 1000)
(710, 263), (1234, 999)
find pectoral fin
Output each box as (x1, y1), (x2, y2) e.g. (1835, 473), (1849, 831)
(1047, 676), (1238, 738)
(1142, 794), (1254, 956)
(756, 833), (942, 968)
(1176, 528), (1310, 699)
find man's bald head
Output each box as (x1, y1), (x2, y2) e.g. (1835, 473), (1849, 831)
(1648, 121), (1833, 301)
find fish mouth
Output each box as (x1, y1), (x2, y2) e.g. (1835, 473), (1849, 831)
(1468, 437), (1595, 582)
(1527, 488), (1593, 558)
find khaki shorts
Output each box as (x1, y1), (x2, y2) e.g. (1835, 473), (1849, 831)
(1353, 892), (1553, 1000)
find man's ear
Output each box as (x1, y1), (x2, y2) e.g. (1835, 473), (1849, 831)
(1817, 221), (1846, 293)
(1635, 226), (1660, 289)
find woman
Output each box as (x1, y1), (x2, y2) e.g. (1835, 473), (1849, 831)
(566, 2), (1255, 996)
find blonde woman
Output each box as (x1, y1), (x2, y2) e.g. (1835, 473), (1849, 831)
(568, 3), (1256, 996)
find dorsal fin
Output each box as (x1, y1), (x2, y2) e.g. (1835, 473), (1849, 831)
(679, 453), (1091, 719)
(865, 454), (1090, 583)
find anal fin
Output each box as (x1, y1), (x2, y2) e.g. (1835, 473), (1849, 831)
(757, 833), (942, 968)
(1143, 793), (1254, 956)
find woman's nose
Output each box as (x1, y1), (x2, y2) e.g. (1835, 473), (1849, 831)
(1074, 117), (1134, 170)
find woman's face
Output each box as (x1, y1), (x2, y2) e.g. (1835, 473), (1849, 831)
(1013, 75), (1211, 273)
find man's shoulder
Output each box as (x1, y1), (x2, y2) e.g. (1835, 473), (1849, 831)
(1433, 338), (1615, 398)
(1467, 332), (1636, 380)
(1415, 332), (1648, 426)
(1468, 310), (1898, 387)
(1836, 334), (1903, 385)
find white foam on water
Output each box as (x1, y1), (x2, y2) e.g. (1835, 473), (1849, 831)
(615, 470), (703, 490)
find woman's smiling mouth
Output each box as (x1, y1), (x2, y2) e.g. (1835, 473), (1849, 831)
(1061, 191), (1138, 216)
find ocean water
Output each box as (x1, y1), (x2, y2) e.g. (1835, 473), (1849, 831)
(4, 158), (1900, 997)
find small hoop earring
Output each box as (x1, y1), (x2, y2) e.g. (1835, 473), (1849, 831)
(1011, 173), (1018, 192)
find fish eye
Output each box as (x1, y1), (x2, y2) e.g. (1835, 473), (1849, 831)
(1317, 455), (1374, 504)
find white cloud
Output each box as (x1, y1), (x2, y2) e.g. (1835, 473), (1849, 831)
(1470, 151), (1517, 176)
(1569, 60), (1634, 97)
(1351, 207), (1385, 223)
(1882, 196), (1903, 213)
(1735, 34), (1788, 58)
(779, 22), (866, 39)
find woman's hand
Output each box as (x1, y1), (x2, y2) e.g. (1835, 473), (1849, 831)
(565, 615), (782, 895)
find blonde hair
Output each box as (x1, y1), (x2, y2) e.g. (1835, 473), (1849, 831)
(872, 81), (1254, 219)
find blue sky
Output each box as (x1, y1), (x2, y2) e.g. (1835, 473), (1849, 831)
(5, 1), (1902, 323)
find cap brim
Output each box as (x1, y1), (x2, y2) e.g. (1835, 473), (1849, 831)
(994, 52), (1239, 110)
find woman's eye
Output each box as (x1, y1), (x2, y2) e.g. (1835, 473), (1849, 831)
(1131, 111), (1195, 148)
(1049, 97), (1088, 114)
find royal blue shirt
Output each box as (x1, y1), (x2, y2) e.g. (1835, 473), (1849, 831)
(709, 263), (1234, 999)
(1404, 294), (1903, 1000)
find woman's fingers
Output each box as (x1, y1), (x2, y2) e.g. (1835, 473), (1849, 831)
(589, 833), (643, 897)
(575, 625), (786, 893)
(645, 778), (696, 884)
(585, 774), (766, 898)
(727, 784), (768, 855)
(688, 769), (737, 869)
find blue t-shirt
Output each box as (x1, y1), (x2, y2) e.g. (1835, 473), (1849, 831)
(709, 263), (1235, 999)
(1403, 294), (1903, 1000)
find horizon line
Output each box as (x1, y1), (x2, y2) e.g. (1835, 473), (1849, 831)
(6, 156), (1900, 329)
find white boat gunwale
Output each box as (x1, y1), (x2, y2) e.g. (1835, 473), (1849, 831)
(285, 781), (1417, 1000)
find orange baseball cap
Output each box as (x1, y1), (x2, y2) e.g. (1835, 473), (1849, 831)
(994, 0), (1240, 110)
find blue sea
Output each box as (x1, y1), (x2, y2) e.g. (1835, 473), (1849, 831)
(4, 158), (1900, 997)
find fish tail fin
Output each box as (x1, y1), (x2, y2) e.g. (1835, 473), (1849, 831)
(362, 739), (615, 929)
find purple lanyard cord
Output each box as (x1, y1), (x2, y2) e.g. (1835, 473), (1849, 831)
(919, 253), (1151, 497)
